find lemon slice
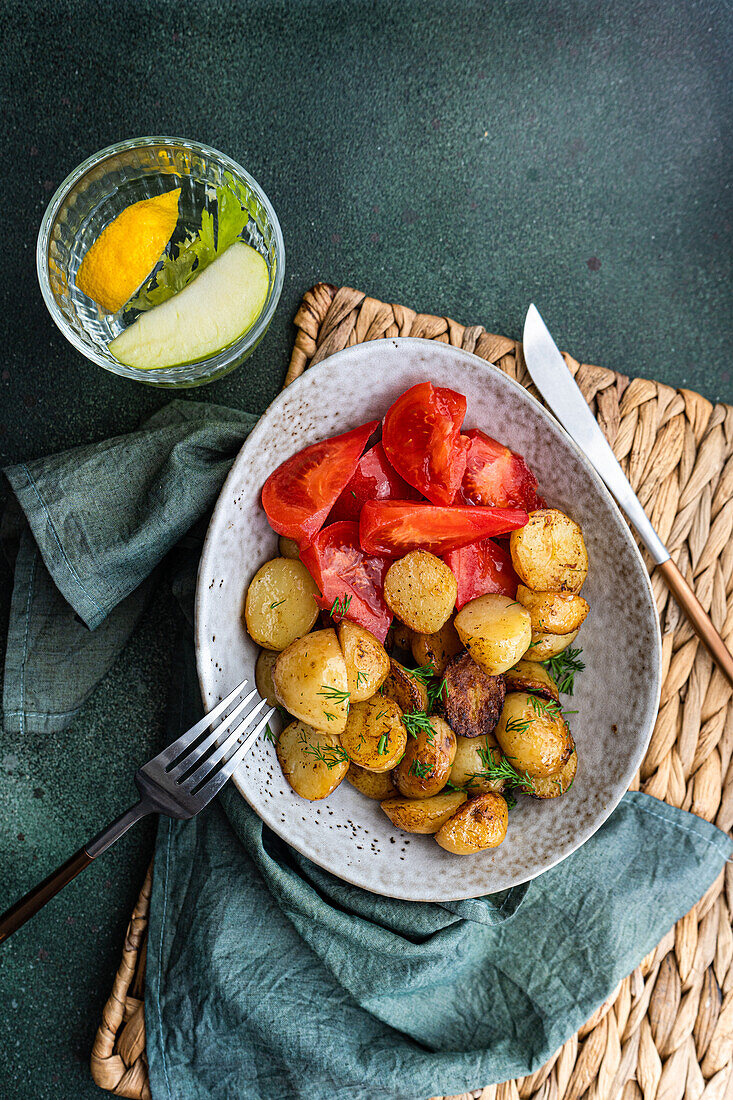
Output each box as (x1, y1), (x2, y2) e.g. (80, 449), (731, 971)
(76, 189), (181, 313)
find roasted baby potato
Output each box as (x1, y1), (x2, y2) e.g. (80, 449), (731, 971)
(524, 740), (578, 799)
(337, 620), (390, 702)
(387, 620), (415, 655)
(524, 629), (580, 662)
(410, 617), (463, 675)
(272, 628), (349, 733)
(381, 791), (467, 834)
(278, 535), (301, 560)
(449, 733), (505, 794)
(394, 716), (456, 798)
(340, 697), (407, 771)
(435, 792), (508, 854)
(245, 557), (319, 650)
(509, 509), (588, 594)
(454, 594), (532, 676)
(345, 763), (396, 800)
(495, 691), (573, 778)
(276, 721), (349, 800)
(381, 658), (429, 713)
(504, 659), (559, 702)
(383, 550), (458, 634)
(516, 585), (589, 635)
(255, 648), (279, 707)
(437, 651), (506, 738)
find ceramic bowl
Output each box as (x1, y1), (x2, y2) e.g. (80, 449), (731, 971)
(195, 338), (661, 901)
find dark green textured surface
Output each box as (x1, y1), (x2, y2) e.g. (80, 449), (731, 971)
(0, 1), (730, 1097)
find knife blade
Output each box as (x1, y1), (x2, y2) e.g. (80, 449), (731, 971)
(522, 303), (733, 687)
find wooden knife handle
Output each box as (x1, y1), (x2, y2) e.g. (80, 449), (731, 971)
(656, 558), (733, 687)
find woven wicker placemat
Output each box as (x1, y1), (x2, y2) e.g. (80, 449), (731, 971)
(90, 284), (733, 1100)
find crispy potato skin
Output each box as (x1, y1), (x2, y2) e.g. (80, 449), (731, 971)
(394, 716), (456, 798)
(383, 550), (458, 634)
(454, 594), (532, 676)
(255, 649), (279, 707)
(276, 721), (349, 800)
(516, 585), (589, 635)
(346, 763), (397, 800)
(337, 620), (390, 702)
(278, 535), (301, 560)
(411, 617), (463, 675)
(524, 629), (580, 662)
(437, 651), (506, 738)
(381, 658), (429, 713)
(381, 791), (467, 834)
(435, 792), (508, 853)
(245, 557), (319, 650)
(524, 740), (578, 799)
(495, 692), (573, 778)
(504, 659), (559, 701)
(449, 733), (505, 794)
(273, 628), (349, 733)
(340, 697), (407, 771)
(509, 509), (588, 594)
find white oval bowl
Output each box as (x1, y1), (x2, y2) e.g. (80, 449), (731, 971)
(195, 338), (661, 901)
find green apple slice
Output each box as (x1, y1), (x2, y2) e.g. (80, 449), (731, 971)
(109, 241), (269, 369)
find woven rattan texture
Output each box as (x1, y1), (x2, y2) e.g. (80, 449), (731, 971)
(91, 284), (733, 1100)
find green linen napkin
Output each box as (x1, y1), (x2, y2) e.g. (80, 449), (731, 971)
(3, 400), (731, 1100)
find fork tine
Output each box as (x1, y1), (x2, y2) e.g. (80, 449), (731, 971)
(192, 707), (275, 802)
(180, 697), (272, 792)
(165, 688), (260, 776)
(154, 679), (255, 768)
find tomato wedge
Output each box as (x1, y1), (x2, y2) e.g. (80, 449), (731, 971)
(443, 538), (519, 610)
(262, 420), (379, 544)
(299, 521), (392, 641)
(359, 500), (528, 557)
(460, 429), (540, 510)
(329, 442), (419, 523)
(382, 382), (468, 506)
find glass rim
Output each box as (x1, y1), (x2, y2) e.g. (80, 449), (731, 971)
(36, 136), (285, 384)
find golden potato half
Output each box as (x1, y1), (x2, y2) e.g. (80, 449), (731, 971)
(273, 628), (349, 733)
(516, 585), (589, 635)
(435, 792), (508, 853)
(345, 763), (397, 800)
(509, 509), (588, 594)
(276, 721), (349, 800)
(495, 691), (573, 779)
(454, 594), (532, 676)
(340, 697), (407, 771)
(245, 557), (319, 650)
(410, 617), (463, 675)
(504, 659), (559, 702)
(449, 733), (505, 794)
(255, 649), (279, 707)
(381, 658), (429, 713)
(381, 791), (467, 834)
(524, 629), (580, 662)
(524, 742), (578, 799)
(383, 550), (457, 634)
(337, 620), (390, 702)
(394, 715), (456, 798)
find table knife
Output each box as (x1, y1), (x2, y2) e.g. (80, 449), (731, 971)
(522, 303), (733, 687)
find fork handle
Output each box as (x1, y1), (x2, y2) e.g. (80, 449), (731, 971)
(0, 801), (149, 944)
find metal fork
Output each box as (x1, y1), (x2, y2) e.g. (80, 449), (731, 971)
(0, 678), (274, 943)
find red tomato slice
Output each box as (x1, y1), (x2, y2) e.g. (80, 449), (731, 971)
(299, 521), (392, 641)
(382, 382), (468, 506)
(329, 442), (420, 523)
(262, 420), (379, 544)
(443, 538), (519, 610)
(359, 500), (528, 557)
(460, 429), (540, 510)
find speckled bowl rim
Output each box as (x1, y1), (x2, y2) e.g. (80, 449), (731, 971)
(195, 337), (662, 899)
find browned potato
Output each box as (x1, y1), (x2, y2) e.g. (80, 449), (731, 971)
(437, 651), (506, 738)
(523, 741), (578, 799)
(387, 621), (415, 654)
(394, 716), (456, 798)
(411, 617), (463, 675)
(381, 658), (429, 713)
(509, 509), (588, 594)
(504, 659), (559, 702)
(495, 691), (573, 778)
(345, 763), (396, 800)
(272, 628), (349, 733)
(278, 535), (300, 560)
(524, 629), (580, 662)
(340, 697), (407, 771)
(245, 557), (319, 650)
(383, 550), (457, 634)
(435, 792), (508, 853)
(449, 733), (505, 794)
(255, 649), (279, 707)
(337, 620), (390, 702)
(454, 594), (532, 675)
(276, 721), (349, 800)
(516, 585), (589, 635)
(381, 791), (467, 834)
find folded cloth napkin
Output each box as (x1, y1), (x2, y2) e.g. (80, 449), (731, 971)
(3, 400), (731, 1100)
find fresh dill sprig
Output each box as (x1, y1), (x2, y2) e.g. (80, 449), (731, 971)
(355, 670), (369, 689)
(528, 695), (563, 719)
(504, 790), (518, 810)
(377, 733), (389, 755)
(262, 724), (277, 743)
(504, 715), (534, 735)
(270, 598), (286, 609)
(401, 711), (435, 740)
(471, 746), (535, 794)
(317, 684), (350, 706)
(328, 594), (352, 619)
(542, 646), (585, 695)
(298, 736), (349, 769)
(427, 677), (447, 707)
(405, 663), (436, 685)
(409, 758), (432, 778)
